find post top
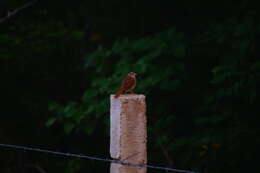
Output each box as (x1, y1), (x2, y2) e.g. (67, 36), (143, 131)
(110, 94), (145, 100)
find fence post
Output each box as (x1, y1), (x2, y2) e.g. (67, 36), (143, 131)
(110, 94), (147, 173)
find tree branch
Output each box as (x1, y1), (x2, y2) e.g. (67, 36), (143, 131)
(0, 0), (38, 24)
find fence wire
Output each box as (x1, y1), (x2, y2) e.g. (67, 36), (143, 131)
(0, 143), (198, 173)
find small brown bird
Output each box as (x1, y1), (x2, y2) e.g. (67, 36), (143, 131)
(114, 72), (137, 98)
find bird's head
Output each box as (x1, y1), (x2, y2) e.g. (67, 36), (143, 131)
(128, 72), (137, 77)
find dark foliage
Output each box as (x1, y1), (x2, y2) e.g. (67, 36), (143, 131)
(0, 0), (259, 173)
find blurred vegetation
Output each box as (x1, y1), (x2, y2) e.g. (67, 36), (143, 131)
(0, 0), (259, 173)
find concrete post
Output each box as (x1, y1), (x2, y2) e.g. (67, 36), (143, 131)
(110, 94), (147, 173)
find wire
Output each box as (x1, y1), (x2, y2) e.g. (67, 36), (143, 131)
(0, 143), (198, 173)
(0, 0), (38, 23)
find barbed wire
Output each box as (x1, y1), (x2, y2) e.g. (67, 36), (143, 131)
(0, 0), (38, 23)
(0, 143), (198, 173)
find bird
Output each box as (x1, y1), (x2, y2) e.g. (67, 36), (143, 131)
(114, 72), (137, 98)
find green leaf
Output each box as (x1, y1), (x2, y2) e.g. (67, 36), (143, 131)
(46, 117), (57, 127)
(64, 122), (75, 134)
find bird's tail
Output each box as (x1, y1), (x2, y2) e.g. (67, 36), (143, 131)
(114, 88), (125, 98)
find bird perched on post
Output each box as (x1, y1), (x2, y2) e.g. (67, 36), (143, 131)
(114, 72), (137, 98)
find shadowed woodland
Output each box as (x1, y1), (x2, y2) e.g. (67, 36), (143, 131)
(0, 0), (259, 172)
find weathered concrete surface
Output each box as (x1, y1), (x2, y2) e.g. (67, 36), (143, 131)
(110, 94), (147, 173)
(110, 162), (146, 173)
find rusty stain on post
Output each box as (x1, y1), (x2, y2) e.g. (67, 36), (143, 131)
(110, 94), (147, 173)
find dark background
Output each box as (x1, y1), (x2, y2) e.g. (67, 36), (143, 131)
(0, 0), (259, 172)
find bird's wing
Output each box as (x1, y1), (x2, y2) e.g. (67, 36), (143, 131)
(122, 76), (135, 90)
